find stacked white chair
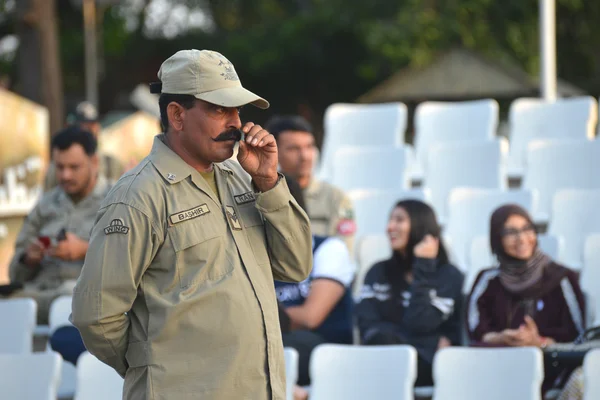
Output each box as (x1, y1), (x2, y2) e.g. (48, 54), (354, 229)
(0, 352), (62, 400)
(47, 295), (78, 399)
(349, 188), (429, 246)
(548, 189), (600, 269)
(0, 298), (37, 354)
(320, 103), (408, 182)
(507, 96), (598, 178)
(354, 233), (392, 297)
(584, 349), (600, 400)
(309, 344), (417, 400)
(582, 234), (600, 326)
(284, 348), (299, 400)
(523, 139), (600, 223)
(444, 188), (534, 271)
(432, 347), (544, 400)
(74, 352), (124, 400)
(412, 99), (499, 180)
(424, 140), (507, 224)
(465, 234), (562, 293)
(331, 146), (409, 192)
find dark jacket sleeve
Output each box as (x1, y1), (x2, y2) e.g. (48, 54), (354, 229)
(465, 269), (499, 342)
(442, 291), (465, 346)
(541, 271), (586, 342)
(355, 263), (397, 342)
(402, 258), (464, 335)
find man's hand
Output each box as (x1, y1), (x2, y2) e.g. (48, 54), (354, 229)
(49, 232), (88, 261)
(414, 235), (439, 259)
(237, 122), (278, 192)
(24, 240), (45, 267)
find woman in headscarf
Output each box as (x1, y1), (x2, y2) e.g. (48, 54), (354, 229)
(355, 200), (464, 387)
(467, 204), (585, 349)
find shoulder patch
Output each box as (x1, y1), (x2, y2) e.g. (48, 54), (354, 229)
(104, 218), (130, 235)
(169, 204), (210, 225)
(234, 191), (256, 205)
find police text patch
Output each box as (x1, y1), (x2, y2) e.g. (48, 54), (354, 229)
(169, 204), (210, 225)
(104, 219), (130, 235)
(234, 191), (256, 205)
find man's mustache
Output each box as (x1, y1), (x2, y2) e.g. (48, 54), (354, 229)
(213, 129), (243, 142)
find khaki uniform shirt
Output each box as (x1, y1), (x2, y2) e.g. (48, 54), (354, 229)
(9, 176), (111, 289)
(44, 153), (124, 191)
(71, 135), (313, 400)
(304, 179), (355, 253)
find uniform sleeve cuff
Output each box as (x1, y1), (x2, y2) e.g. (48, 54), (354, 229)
(254, 174), (290, 213)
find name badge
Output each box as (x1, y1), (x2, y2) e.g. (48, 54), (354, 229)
(234, 191), (256, 205)
(169, 204), (210, 225)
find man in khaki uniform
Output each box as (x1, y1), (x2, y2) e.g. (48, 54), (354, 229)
(265, 115), (355, 252)
(5, 126), (110, 323)
(44, 101), (125, 191)
(71, 50), (313, 400)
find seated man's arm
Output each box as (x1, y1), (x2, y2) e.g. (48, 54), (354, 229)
(285, 237), (354, 330)
(9, 205), (44, 283)
(71, 203), (160, 377)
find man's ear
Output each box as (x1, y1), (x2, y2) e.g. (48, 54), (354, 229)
(167, 102), (185, 132)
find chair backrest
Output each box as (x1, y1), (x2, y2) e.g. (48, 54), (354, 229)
(508, 96), (598, 176)
(548, 189), (600, 268)
(523, 139), (600, 221)
(582, 234), (600, 326)
(320, 103), (408, 181)
(414, 99), (498, 174)
(0, 352), (62, 400)
(444, 188), (533, 271)
(284, 348), (299, 400)
(49, 295), (73, 333)
(465, 233), (561, 293)
(331, 146), (409, 192)
(74, 352), (124, 400)
(354, 233), (392, 297)
(432, 347), (544, 400)
(349, 189), (429, 244)
(309, 344), (417, 400)
(584, 349), (600, 400)
(0, 298), (37, 354)
(425, 140), (506, 223)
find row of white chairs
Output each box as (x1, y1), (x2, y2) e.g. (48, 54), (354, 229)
(285, 344), (600, 400)
(329, 138), (600, 225)
(318, 96), (598, 183)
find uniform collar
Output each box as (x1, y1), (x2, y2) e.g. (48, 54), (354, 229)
(304, 178), (321, 198)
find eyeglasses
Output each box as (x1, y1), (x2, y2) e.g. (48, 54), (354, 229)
(501, 225), (536, 239)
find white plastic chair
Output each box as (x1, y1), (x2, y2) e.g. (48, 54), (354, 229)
(412, 99), (499, 180)
(0, 352), (62, 400)
(582, 234), (600, 326)
(353, 233), (392, 297)
(320, 103), (408, 182)
(465, 234), (562, 293)
(584, 349), (600, 400)
(507, 96), (598, 178)
(0, 298), (37, 354)
(548, 189), (600, 269)
(444, 188), (533, 271)
(284, 348), (299, 400)
(432, 347), (544, 400)
(309, 344), (417, 400)
(349, 188), (429, 247)
(424, 140), (507, 224)
(74, 352), (124, 400)
(523, 139), (600, 222)
(331, 146), (409, 192)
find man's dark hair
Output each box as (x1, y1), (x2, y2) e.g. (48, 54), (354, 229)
(264, 115), (313, 141)
(51, 125), (97, 156)
(158, 93), (196, 133)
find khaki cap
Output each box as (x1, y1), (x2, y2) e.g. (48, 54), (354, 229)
(157, 49), (269, 109)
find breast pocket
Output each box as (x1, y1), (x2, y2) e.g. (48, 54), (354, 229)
(169, 219), (231, 289)
(238, 203), (271, 265)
